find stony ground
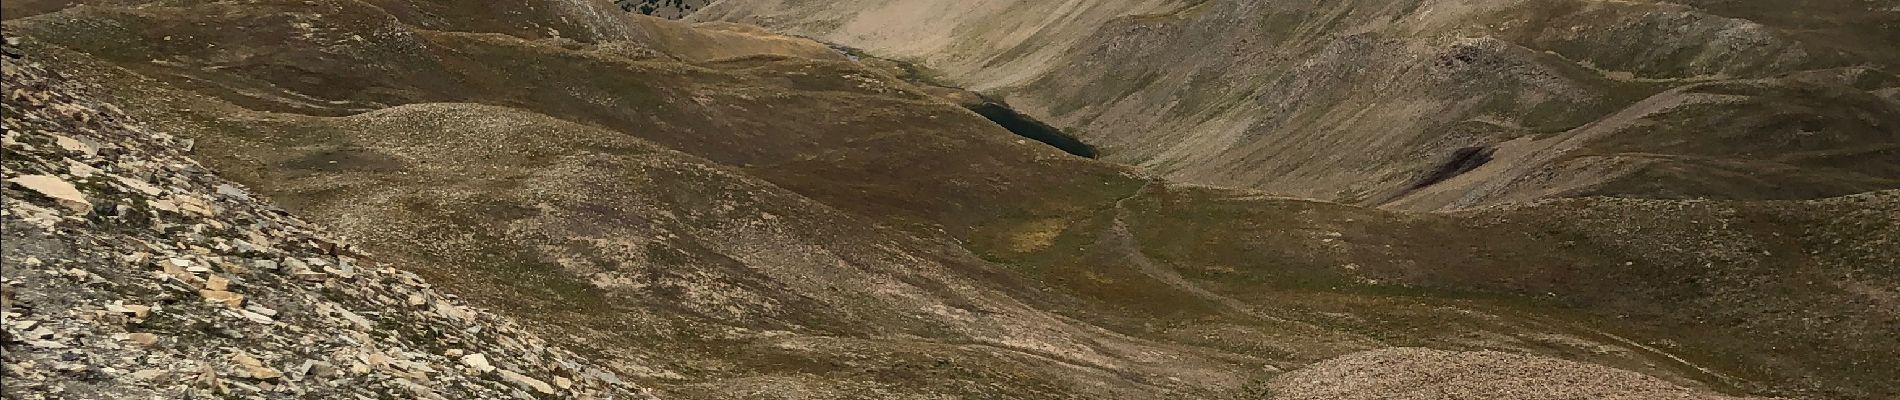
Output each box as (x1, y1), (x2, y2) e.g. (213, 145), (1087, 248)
(0, 37), (653, 400)
(618, 0), (708, 19)
(1267, 348), (1756, 400)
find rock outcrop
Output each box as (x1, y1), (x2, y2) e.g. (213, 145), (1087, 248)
(618, 0), (708, 19)
(1, 37), (654, 400)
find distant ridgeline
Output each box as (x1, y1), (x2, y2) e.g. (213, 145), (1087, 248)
(616, 0), (707, 18)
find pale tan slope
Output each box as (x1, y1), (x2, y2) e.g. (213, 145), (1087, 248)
(699, 0), (1900, 209)
(625, 16), (845, 62)
(690, 0), (1184, 90)
(1270, 348), (1757, 400)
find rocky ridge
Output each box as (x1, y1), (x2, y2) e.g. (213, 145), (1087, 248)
(0, 37), (652, 399)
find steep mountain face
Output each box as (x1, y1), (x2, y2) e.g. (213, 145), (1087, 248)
(5, 1), (1897, 400)
(694, 0), (1900, 210)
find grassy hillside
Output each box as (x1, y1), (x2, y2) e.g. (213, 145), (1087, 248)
(6, 0), (1896, 399)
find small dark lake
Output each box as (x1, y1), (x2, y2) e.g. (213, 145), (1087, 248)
(968, 102), (1097, 158)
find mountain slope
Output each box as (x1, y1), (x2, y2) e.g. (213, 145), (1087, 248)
(695, 0), (1900, 210)
(6, 1), (1897, 399)
(2, 37), (654, 400)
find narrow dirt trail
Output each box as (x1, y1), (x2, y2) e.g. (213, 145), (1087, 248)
(1101, 181), (1300, 324)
